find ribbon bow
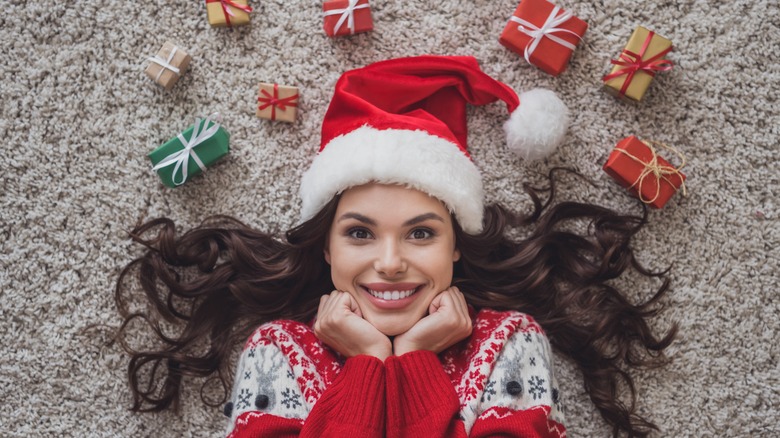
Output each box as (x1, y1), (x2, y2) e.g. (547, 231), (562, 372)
(324, 0), (370, 35)
(147, 46), (181, 82)
(207, 0), (253, 26)
(617, 140), (687, 204)
(510, 6), (581, 65)
(257, 84), (299, 121)
(602, 31), (674, 96)
(152, 114), (222, 186)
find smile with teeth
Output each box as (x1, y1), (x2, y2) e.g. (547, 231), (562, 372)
(367, 288), (416, 301)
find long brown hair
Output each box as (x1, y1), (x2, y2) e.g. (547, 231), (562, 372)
(115, 168), (676, 437)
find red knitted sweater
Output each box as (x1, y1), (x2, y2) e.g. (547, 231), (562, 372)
(225, 309), (565, 437)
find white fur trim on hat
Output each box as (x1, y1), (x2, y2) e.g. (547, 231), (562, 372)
(299, 125), (485, 233)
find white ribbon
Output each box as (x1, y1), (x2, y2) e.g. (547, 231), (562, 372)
(152, 114), (222, 186)
(324, 0), (370, 35)
(510, 6), (581, 66)
(147, 46), (181, 82)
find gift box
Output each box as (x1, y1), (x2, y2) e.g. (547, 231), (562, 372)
(603, 136), (686, 209)
(145, 42), (191, 91)
(323, 0), (373, 37)
(603, 26), (674, 101)
(499, 0), (587, 76)
(149, 115), (230, 188)
(257, 83), (299, 123)
(206, 0), (252, 27)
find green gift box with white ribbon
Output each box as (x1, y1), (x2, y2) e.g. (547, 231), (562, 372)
(148, 115), (230, 188)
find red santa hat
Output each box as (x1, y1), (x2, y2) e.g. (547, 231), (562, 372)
(300, 55), (569, 233)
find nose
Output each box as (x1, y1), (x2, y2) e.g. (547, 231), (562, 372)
(373, 238), (406, 277)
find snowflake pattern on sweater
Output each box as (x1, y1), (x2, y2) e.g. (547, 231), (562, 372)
(225, 308), (565, 437)
(440, 309), (565, 434)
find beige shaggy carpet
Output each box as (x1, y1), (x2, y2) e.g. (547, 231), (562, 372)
(1, 0), (778, 436)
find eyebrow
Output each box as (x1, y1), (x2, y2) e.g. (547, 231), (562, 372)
(338, 212), (377, 226)
(337, 212), (445, 226)
(403, 213), (445, 226)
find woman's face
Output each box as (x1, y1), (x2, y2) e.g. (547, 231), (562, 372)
(325, 183), (461, 336)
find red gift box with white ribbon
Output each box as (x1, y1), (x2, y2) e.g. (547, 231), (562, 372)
(323, 0), (373, 37)
(499, 0), (587, 76)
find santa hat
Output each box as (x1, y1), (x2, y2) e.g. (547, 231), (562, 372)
(299, 55), (568, 233)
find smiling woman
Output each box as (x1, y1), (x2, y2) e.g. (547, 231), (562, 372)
(115, 56), (676, 438)
(323, 184), (461, 340)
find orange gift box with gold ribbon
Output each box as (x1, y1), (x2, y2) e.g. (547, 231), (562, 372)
(603, 136), (687, 209)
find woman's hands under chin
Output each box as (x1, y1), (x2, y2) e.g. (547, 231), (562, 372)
(393, 286), (473, 356)
(313, 290), (392, 361)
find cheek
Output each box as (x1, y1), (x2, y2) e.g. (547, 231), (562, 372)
(434, 261), (455, 286)
(414, 249), (456, 285)
(327, 248), (358, 289)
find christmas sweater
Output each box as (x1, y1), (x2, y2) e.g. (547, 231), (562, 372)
(224, 308), (566, 437)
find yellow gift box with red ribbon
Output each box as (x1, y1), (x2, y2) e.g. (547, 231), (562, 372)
(206, 0), (252, 27)
(603, 26), (674, 102)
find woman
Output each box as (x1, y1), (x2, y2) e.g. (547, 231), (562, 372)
(116, 56), (676, 437)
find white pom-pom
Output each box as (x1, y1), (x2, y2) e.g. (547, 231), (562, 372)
(503, 88), (569, 161)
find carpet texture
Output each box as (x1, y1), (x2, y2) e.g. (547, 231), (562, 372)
(1, 0), (778, 436)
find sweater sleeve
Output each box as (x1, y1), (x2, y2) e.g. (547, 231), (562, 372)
(468, 327), (566, 437)
(225, 341), (308, 437)
(385, 319), (566, 437)
(385, 350), (464, 438)
(226, 346), (385, 438)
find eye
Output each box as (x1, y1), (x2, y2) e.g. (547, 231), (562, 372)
(409, 228), (434, 240)
(347, 227), (372, 240)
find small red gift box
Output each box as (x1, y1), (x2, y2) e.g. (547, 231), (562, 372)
(603, 136), (687, 209)
(323, 0), (373, 37)
(499, 0), (587, 76)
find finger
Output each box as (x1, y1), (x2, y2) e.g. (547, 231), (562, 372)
(332, 290), (348, 308)
(452, 289), (472, 331)
(347, 294), (364, 318)
(317, 294), (330, 316)
(437, 287), (466, 324)
(346, 295), (364, 318)
(428, 290), (444, 313)
(450, 290), (468, 324)
(452, 288), (469, 320)
(430, 288), (454, 314)
(325, 290), (344, 312)
(331, 290), (360, 317)
(452, 287), (468, 314)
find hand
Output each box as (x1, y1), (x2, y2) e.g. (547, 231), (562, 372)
(393, 286), (472, 356)
(313, 291), (392, 360)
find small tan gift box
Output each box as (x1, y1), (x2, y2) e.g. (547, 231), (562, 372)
(256, 83), (299, 123)
(145, 42), (191, 91)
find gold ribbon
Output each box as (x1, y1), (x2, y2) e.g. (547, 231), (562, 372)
(616, 140), (687, 204)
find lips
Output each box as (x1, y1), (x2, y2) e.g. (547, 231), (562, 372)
(361, 283), (422, 308)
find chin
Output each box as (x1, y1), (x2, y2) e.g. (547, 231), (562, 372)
(369, 316), (416, 337)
